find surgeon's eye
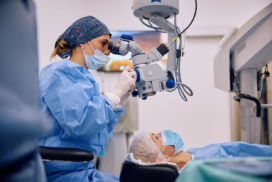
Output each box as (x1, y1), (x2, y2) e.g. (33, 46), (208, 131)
(101, 41), (108, 47)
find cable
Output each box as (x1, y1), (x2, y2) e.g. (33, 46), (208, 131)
(178, 0), (197, 36)
(147, 20), (166, 33)
(176, 14), (193, 101)
(258, 65), (270, 102)
(169, 0), (198, 44)
(139, 18), (156, 29)
(167, 13), (193, 101)
(170, 0), (197, 101)
(233, 93), (261, 117)
(138, 0), (197, 101)
(139, 18), (166, 33)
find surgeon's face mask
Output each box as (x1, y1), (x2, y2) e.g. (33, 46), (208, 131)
(161, 130), (184, 154)
(82, 41), (110, 70)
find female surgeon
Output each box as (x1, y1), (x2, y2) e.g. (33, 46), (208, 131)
(39, 16), (136, 182)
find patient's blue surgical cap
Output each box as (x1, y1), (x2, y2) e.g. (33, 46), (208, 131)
(56, 16), (110, 58)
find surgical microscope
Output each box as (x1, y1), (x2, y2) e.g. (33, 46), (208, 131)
(109, 0), (197, 101)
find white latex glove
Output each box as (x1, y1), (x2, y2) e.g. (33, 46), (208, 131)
(120, 85), (136, 104)
(105, 86), (136, 110)
(111, 66), (136, 104)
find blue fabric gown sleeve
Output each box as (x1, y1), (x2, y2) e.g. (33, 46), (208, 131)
(43, 68), (124, 140)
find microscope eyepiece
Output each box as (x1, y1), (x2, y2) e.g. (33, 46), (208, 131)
(108, 41), (121, 55)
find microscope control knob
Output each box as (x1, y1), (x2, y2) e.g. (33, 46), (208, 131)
(141, 94), (147, 100)
(132, 90), (138, 97)
(120, 34), (134, 41)
(134, 69), (140, 83)
(166, 79), (175, 88)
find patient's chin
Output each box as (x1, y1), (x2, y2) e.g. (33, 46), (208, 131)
(162, 145), (175, 158)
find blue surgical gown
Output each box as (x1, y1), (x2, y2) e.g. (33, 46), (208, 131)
(39, 60), (124, 182)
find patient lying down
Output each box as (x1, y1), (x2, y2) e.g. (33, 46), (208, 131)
(129, 130), (192, 171)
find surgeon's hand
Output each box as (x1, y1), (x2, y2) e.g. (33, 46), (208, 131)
(113, 66), (136, 104)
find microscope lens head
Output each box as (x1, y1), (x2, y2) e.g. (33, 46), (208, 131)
(108, 41), (121, 55)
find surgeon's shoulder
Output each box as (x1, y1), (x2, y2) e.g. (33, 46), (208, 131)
(40, 60), (93, 86)
(41, 59), (88, 77)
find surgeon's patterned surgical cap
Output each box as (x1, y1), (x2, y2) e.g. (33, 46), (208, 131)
(56, 16), (110, 58)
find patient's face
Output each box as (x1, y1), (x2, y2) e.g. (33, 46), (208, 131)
(150, 132), (175, 159)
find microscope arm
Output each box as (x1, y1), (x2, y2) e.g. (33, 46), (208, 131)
(149, 15), (177, 77)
